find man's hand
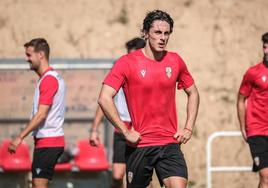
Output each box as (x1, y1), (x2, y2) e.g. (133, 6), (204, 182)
(89, 131), (100, 146)
(241, 129), (247, 142)
(8, 136), (22, 154)
(123, 128), (141, 145)
(173, 128), (192, 144)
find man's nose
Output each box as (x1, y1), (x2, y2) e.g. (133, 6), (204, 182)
(160, 34), (166, 41)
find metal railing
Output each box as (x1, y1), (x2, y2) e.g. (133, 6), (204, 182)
(206, 131), (251, 188)
(0, 58), (114, 70)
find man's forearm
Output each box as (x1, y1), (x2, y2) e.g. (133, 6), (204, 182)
(98, 94), (128, 135)
(90, 106), (105, 131)
(237, 94), (247, 141)
(19, 111), (47, 139)
(184, 86), (200, 130)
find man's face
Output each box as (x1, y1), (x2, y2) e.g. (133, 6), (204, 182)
(145, 20), (171, 52)
(263, 42), (268, 62)
(25, 46), (41, 71)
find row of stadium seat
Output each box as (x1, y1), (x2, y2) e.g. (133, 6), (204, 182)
(0, 140), (31, 172)
(0, 139), (109, 172)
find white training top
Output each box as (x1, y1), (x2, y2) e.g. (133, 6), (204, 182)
(114, 87), (131, 122)
(31, 70), (66, 138)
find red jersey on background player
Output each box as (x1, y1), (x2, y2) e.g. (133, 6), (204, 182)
(237, 32), (268, 188)
(98, 10), (199, 188)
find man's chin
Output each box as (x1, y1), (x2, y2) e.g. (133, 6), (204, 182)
(155, 48), (166, 52)
(29, 66), (36, 71)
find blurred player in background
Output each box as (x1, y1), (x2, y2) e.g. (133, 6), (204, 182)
(237, 32), (268, 188)
(8, 38), (66, 188)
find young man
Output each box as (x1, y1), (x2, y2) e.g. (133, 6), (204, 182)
(237, 32), (268, 188)
(98, 10), (199, 188)
(89, 37), (150, 188)
(8, 38), (66, 188)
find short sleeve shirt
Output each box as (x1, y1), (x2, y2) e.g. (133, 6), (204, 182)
(239, 62), (268, 137)
(39, 75), (58, 105)
(104, 49), (194, 147)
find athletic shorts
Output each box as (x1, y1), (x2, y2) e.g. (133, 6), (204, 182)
(32, 147), (64, 180)
(113, 132), (127, 163)
(125, 143), (187, 187)
(247, 136), (268, 172)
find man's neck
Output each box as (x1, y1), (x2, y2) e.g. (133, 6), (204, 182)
(36, 61), (50, 77)
(143, 46), (165, 62)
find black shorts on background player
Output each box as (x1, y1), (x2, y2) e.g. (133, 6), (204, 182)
(32, 147), (64, 180)
(113, 132), (127, 163)
(247, 136), (268, 172)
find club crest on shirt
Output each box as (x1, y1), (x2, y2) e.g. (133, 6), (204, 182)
(254, 156), (260, 166)
(140, 69), (146, 77)
(166, 67), (172, 78)
(262, 75), (267, 82)
(128, 171), (133, 183)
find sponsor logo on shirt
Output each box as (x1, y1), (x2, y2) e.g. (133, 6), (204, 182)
(140, 69), (146, 77)
(166, 67), (172, 78)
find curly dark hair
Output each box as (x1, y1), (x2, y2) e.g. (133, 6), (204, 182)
(262, 32), (268, 43)
(142, 10), (174, 34)
(125, 37), (145, 52)
(24, 38), (50, 60)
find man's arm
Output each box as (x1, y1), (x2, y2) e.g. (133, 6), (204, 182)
(8, 104), (50, 153)
(237, 93), (247, 142)
(19, 105), (50, 139)
(174, 84), (200, 144)
(89, 106), (104, 146)
(184, 84), (200, 131)
(98, 84), (141, 144)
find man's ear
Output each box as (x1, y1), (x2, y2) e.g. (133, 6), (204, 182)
(142, 30), (148, 40)
(38, 51), (45, 60)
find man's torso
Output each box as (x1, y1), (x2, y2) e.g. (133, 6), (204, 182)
(105, 50), (194, 147)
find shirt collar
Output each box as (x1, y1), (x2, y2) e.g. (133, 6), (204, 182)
(40, 67), (53, 78)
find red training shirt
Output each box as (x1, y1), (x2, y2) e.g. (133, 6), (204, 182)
(104, 49), (194, 147)
(239, 62), (268, 137)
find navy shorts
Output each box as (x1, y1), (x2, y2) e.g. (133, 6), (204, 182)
(32, 147), (64, 180)
(113, 132), (127, 163)
(247, 136), (268, 172)
(125, 143), (187, 188)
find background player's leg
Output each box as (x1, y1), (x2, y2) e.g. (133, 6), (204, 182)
(32, 178), (49, 188)
(258, 168), (268, 188)
(112, 163), (126, 188)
